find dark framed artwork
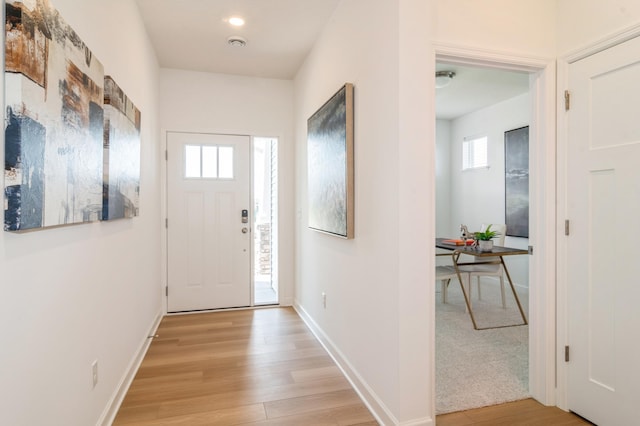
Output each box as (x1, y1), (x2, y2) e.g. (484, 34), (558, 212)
(307, 83), (354, 239)
(504, 126), (529, 238)
(102, 76), (141, 220)
(5, 0), (104, 231)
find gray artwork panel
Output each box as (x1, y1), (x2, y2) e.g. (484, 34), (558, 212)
(505, 126), (529, 238)
(308, 86), (348, 237)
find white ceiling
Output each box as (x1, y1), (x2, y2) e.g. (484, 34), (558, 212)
(435, 63), (530, 120)
(134, 1), (530, 117)
(134, 0), (340, 79)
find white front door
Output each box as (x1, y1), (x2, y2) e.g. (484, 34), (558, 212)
(166, 132), (251, 312)
(566, 36), (640, 425)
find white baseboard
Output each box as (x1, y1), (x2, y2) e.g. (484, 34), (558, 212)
(294, 302), (435, 426)
(400, 419), (434, 426)
(293, 302), (396, 425)
(98, 311), (163, 426)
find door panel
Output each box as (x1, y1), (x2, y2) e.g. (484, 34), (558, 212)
(167, 132), (251, 312)
(567, 36), (640, 426)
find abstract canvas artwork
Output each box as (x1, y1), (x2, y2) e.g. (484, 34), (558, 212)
(504, 126), (529, 238)
(5, 0), (104, 231)
(103, 76), (141, 220)
(307, 83), (354, 239)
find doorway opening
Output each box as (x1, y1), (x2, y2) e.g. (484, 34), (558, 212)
(253, 137), (279, 305)
(435, 61), (532, 414)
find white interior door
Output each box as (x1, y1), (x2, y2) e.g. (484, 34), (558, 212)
(167, 132), (251, 312)
(566, 36), (640, 425)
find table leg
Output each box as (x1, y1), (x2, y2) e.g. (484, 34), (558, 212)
(453, 253), (528, 330)
(500, 256), (528, 326)
(452, 251), (479, 330)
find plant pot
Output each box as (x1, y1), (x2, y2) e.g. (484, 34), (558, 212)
(478, 240), (494, 251)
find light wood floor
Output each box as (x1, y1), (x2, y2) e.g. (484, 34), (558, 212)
(114, 307), (591, 426)
(113, 307), (377, 425)
(436, 399), (593, 425)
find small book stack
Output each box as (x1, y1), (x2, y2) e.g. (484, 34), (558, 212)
(441, 239), (474, 246)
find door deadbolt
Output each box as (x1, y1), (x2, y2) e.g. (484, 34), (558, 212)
(242, 227), (248, 233)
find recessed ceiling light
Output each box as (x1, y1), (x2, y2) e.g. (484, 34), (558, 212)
(229, 17), (245, 27)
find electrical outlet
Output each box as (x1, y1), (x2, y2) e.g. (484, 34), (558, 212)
(91, 360), (98, 388)
(322, 292), (326, 308)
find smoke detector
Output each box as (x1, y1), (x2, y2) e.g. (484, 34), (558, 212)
(227, 36), (247, 47)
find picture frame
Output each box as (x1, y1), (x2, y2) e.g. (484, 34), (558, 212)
(4, 0), (143, 232)
(102, 76), (142, 221)
(307, 83), (354, 239)
(504, 126), (529, 238)
(5, 0), (104, 231)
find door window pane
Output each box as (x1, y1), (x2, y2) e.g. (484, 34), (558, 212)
(185, 145), (201, 178)
(202, 146), (218, 178)
(185, 144), (234, 179)
(219, 146), (234, 179)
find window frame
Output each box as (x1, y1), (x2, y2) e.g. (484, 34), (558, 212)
(183, 144), (235, 180)
(462, 135), (489, 171)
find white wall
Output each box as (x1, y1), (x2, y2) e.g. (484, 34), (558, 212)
(448, 93), (529, 233)
(0, 1), (162, 425)
(293, 1), (558, 423)
(448, 93), (530, 286)
(294, 0), (401, 419)
(158, 69), (295, 305)
(294, 0), (434, 423)
(557, 0), (640, 55)
(435, 0), (557, 58)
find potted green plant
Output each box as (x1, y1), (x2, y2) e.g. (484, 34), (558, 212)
(474, 224), (499, 251)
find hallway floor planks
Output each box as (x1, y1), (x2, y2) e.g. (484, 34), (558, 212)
(113, 307), (377, 425)
(436, 398), (592, 425)
(114, 306), (590, 426)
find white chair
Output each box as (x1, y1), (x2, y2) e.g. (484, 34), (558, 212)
(459, 224), (507, 308)
(436, 255), (470, 306)
(436, 265), (457, 304)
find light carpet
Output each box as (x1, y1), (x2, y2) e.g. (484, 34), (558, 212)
(436, 278), (529, 414)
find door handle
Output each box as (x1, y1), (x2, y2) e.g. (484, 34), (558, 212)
(242, 227), (248, 234)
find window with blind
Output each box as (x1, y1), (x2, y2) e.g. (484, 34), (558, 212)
(462, 136), (488, 170)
